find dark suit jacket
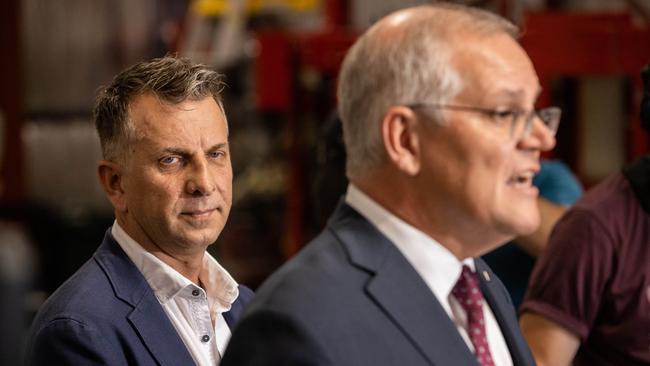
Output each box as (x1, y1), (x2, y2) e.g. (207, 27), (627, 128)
(222, 203), (535, 366)
(27, 229), (253, 365)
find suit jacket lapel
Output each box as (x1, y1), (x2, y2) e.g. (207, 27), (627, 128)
(94, 231), (195, 366)
(475, 259), (535, 366)
(127, 296), (196, 365)
(330, 203), (479, 366)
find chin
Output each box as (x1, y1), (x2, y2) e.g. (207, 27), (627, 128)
(512, 215), (540, 236)
(495, 209), (540, 238)
(176, 229), (221, 248)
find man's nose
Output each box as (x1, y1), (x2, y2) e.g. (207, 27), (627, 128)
(518, 117), (557, 152)
(185, 158), (216, 196)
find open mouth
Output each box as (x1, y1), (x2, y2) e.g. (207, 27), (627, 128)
(507, 171), (535, 188)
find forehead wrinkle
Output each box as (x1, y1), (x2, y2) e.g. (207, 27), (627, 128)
(170, 98), (230, 139)
(208, 142), (228, 152)
(130, 95), (229, 157)
(486, 82), (542, 107)
(451, 34), (539, 106)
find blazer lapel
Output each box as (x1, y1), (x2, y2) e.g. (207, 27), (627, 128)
(475, 259), (535, 366)
(94, 231), (195, 366)
(330, 203), (479, 366)
(127, 297), (195, 365)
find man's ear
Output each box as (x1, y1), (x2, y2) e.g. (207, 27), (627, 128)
(381, 106), (421, 175)
(97, 160), (127, 212)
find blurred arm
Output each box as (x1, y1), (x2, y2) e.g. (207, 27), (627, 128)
(514, 197), (567, 257)
(519, 312), (580, 366)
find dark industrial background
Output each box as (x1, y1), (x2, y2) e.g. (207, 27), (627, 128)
(0, 1), (649, 362)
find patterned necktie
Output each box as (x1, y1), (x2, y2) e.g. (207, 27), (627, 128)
(451, 265), (495, 366)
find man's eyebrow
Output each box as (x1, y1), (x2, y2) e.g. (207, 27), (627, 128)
(159, 147), (189, 156)
(207, 142), (229, 151)
(156, 143), (229, 156)
(499, 89), (525, 98)
(491, 86), (542, 104)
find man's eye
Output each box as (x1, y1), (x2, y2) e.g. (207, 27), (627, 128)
(160, 156), (180, 165)
(208, 151), (225, 159)
(493, 110), (516, 119)
(488, 110), (522, 126)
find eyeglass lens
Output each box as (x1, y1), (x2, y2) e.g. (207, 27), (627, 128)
(513, 107), (561, 140)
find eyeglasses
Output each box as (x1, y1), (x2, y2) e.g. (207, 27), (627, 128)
(406, 103), (561, 140)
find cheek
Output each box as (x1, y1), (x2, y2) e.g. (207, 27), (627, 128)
(143, 177), (184, 212)
(461, 143), (512, 209)
(216, 166), (233, 195)
(475, 142), (512, 183)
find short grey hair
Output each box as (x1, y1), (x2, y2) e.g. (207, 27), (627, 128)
(337, 3), (518, 179)
(94, 56), (226, 162)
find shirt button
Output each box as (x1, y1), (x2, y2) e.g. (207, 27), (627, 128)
(201, 335), (210, 343)
(192, 289), (200, 296)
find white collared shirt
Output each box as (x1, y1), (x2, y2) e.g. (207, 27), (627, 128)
(346, 184), (513, 366)
(112, 221), (239, 366)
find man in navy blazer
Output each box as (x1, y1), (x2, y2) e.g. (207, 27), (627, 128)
(223, 4), (559, 366)
(27, 57), (253, 365)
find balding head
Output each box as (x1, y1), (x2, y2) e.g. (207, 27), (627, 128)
(337, 3), (518, 180)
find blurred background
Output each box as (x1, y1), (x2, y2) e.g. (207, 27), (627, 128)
(0, 0), (649, 362)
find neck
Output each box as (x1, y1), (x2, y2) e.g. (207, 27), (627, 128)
(116, 216), (205, 285)
(352, 171), (504, 261)
(149, 248), (204, 285)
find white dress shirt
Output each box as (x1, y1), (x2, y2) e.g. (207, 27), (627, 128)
(346, 184), (513, 366)
(112, 221), (239, 366)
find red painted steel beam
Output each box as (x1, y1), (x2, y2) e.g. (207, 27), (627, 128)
(0, 0), (25, 204)
(522, 12), (650, 159)
(522, 12), (649, 76)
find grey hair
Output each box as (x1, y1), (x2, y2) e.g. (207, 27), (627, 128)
(337, 3), (518, 179)
(94, 56), (226, 162)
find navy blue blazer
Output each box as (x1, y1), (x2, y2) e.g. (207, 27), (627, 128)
(222, 203), (535, 366)
(27, 229), (253, 365)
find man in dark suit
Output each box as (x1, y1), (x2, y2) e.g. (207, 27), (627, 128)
(223, 3), (558, 366)
(27, 56), (253, 365)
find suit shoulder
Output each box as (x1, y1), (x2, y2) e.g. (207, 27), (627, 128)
(30, 257), (125, 333)
(27, 306), (125, 365)
(222, 307), (332, 366)
(245, 228), (362, 314)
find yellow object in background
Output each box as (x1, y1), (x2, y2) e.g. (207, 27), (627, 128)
(194, 0), (319, 17)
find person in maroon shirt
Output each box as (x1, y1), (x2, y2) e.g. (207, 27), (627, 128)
(519, 65), (650, 366)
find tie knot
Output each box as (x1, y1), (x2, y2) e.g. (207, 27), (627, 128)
(451, 265), (484, 312)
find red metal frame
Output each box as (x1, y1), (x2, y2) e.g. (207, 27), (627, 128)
(521, 12), (650, 161)
(0, 0), (25, 204)
(255, 11), (650, 254)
